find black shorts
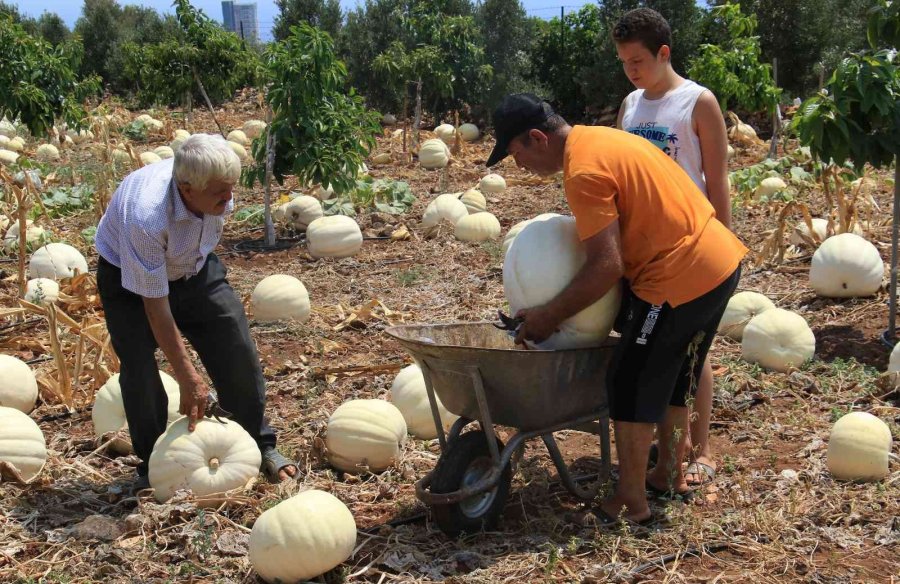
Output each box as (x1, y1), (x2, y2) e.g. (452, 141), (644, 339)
(607, 266), (741, 423)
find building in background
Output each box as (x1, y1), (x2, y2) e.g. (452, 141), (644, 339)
(221, 1), (258, 43)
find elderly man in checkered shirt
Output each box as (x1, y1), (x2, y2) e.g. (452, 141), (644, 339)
(95, 134), (297, 490)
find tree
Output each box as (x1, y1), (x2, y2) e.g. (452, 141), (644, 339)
(75, 0), (122, 81)
(687, 2), (780, 112)
(273, 0), (343, 40)
(0, 16), (100, 137)
(35, 12), (70, 45)
(478, 0), (531, 112)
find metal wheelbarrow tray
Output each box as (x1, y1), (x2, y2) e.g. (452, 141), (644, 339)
(385, 322), (617, 537)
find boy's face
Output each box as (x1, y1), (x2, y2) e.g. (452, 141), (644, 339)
(615, 41), (669, 89)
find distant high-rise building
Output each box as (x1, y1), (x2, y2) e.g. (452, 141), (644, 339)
(221, 1), (258, 42)
(221, 1), (235, 32)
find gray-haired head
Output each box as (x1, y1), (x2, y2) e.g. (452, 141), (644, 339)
(173, 134), (241, 191)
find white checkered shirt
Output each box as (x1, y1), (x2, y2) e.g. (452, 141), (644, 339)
(96, 158), (233, 298)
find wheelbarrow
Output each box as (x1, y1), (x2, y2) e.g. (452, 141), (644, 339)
(385, 322), (616, 537)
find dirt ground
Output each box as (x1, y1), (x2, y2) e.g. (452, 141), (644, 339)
(0, 94), (898, 583)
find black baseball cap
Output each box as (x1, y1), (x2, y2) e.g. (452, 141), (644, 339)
(486, 93), (555, 167)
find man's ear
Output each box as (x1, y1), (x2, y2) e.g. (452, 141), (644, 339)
(528, 128), (549, 146)
(658, 44), (671, 62)
(177, 182), (193, 198)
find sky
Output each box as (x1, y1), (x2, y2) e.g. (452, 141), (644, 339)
(12, 0), (591, 42)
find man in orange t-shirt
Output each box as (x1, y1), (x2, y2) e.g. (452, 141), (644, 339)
(487, 93), (747, 525)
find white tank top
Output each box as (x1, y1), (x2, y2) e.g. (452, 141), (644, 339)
(620, 80), (708, 195)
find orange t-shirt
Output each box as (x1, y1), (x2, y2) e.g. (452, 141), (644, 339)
(563, 125), (747, 307)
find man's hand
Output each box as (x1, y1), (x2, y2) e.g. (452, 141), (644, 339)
(179, 376), (210, 431)
(514, 305), (562, 346)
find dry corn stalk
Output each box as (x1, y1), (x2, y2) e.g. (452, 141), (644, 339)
(754, 201), (814, 266)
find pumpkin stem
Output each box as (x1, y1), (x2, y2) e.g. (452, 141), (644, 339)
(208, 457), (220, 470)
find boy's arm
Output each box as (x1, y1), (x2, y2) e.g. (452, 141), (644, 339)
(693, 91), (732, 230)
(616, 98), (627, 129)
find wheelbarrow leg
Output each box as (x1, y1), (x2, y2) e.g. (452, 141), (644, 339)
(419, 360), (448, 451)
(468, 366), (501, 465)
(541, 434), (601, 501)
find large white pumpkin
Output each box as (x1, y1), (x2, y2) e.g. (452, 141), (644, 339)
(92, 371), (182, 452)
(479, 173), (507, 194)
(251, 275), (311, 323)
(3, 221), (47, 252)
(422, 193), (468, 228)
(0, 149), (19, 165)
(459, 189), (486, 214)
(502, 213), (561, 256)
(741, 309), (815, 372)
(503, 216), (621, 349)
(243, 120), (267, 140)
(326, 399), (407, 473)
(889, 342), (900, 373)
(717, 291), (776, 341)
(29, 243), (88, 280)
(434, 124), (456, 144)
(227, 129), (250, 146)
(140, 151), (162, 165)
(455, 212), (502, 242)
(226, 141), (249, 163)
(809, 233), (883, 298)
(0, 406), (47, 483)
(283, 195), (323, 230)
(0, 118), (15, 138)
(306, 215), (363, 258)
(148, 417), (262, 502)
(418, 138), (450, 169)
(249, 490), (357, 584)
(24, 277), (60, 305)
(153, 146), (175, 159)
(390, 364), (458, 439)
(458, 123), (480, 142)
(7, 136), (25, 152)
(827, 412), (892, 481)
(754, 176), (787, 200)
(36, 144), (60, 162)
(0, 355), (38, 414)
(789, 218), (829, 246)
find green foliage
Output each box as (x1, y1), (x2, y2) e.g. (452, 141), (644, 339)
(323, 176), (416, 216)
(242, 23), (381, 196)
(868, 0), (900, 49)
(120, 0), (259, 107)
(477, 0), (532, 112)
(232, 204), (265, 225)
(0, 16), (100, 137)
(37, 184), (96, 218)
(372, 1), (492, 118)
(792, 49), (899, 170)
(274, 0), (343, 41)
(81, 225), (98, 246)
(121, 119), (150, 141)
(688, 3), (780, 112)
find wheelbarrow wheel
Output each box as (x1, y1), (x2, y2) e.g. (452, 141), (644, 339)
(429, 430), (511, 537)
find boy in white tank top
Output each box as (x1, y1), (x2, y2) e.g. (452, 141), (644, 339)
(613, 8), (731, 493)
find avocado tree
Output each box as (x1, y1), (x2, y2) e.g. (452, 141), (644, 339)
(792, 0), (900, 343)
(0, 16), (99, 137)
(242, 23), (381, 247)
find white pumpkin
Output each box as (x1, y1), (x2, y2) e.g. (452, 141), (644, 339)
(434, 124), (456, 143)
(382, 114), (397, 126)
(140, 151), (162, 165)
(227, 129), (250, 146)
(458, 123), (480, 142)
(29, 243), (89, 280)
(92, 371), (182, 453)
(111, 148), (132, 165)
(890, 342), (900, 373)
(173, 129), (191, 140)
(741, 309), (815, 372)
(171, 131), (191, 151)
(3, 221), (47, 252)
(242, 120), (267, 140)
(455, 212), (501, 242)
(0, 118), (15, 138)
(371, 152), (392, 164)
(0, 135), (8, 148)
(422, 193), (468, 228)
(0, 149), (18, 165)
(0, 355), (38, 414)
(153, 146), (175, 159)
(827, 412), (892, 481)
(249, 490), (357, 584)
(23, 277), (60, 305)
(145, 118), (164, 132)
(272, 202), (289, 223)
(754, 176), (787, 200)
(726, 144), (735, 159)
(459, 189), (486, 214)
(418, 138), (450, 169)
(7, 136), (25, 152)
(390, 364), (458, 439)
(306, 215), (363, 258)
(316, 183), (335, 200)
(251, 275), (311, 323)
(226, 141), (249, 163)
(326, 399), (407, 473)
(717, 291), (776, 341)
(0, 406), (47, 483)
(503, 216), (621, 349)
(479, 173), (507, 194)
(789, 218), (830, 246)
(67, 129), (93, 145)
(283, 195), (323, 230)
(135, 114), (153, 123)
(809, 233), (883, 298)
(502, 213), (562, 256)
(35, 144), (60, 162)
(148, 417), (262, 502)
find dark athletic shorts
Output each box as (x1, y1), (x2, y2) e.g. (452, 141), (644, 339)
(606, 265), (741, 423)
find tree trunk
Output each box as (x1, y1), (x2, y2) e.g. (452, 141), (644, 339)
(888, 159), (899, 344)
(413, 80), (422, 151)
(192, 67), (226, 138)
(263, 109), (276, 248)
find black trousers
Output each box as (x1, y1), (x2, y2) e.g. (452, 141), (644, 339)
(97, 253), (276, 476)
